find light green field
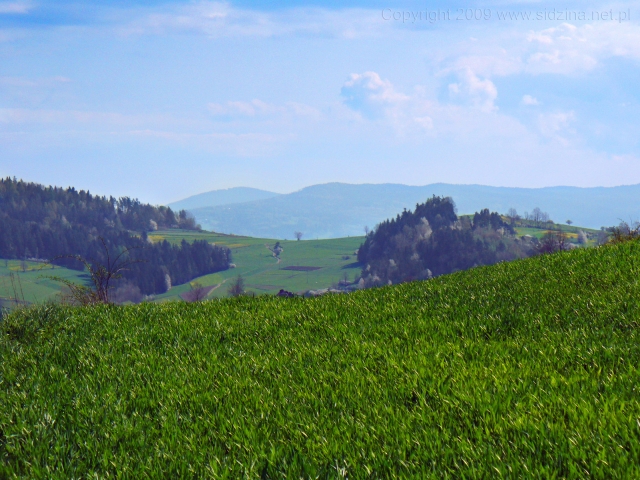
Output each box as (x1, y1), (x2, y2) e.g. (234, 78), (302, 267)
(515, 227), (563, 239)
(149, 230), (364, 300)
(3, 241), (640, 477)
(0, 233), (363, 306)
(514, 224), (601, 245)
(0, 260), (88, 309)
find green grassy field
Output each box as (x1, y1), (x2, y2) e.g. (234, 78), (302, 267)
(1, 223), (601, 307)
(514, 223), (600, 239)
(0, 233), (363, 307)
(514, 225), (603, 249)
(149, 230), (363, 300)
(0, 260), (87, 309)
(2, 241), (639, 477)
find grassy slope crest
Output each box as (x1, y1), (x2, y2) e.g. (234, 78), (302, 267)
(1, 242), (640, 477)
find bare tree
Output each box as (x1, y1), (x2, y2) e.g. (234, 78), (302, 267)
(47, 238), (142, 305)
(610, 221), (640, 244)
(538, 231), (568, 254)
(228, 274), (245, 297)
(531, 207), (543, 226)
(188, 281), (208, 302)
(294, 231), (303, 241)
(364, 226), (370, 235)
(507, 208), (519, 225)
(8, 272), (26, 308)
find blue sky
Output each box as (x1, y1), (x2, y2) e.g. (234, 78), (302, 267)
(1, 0), (639, 204)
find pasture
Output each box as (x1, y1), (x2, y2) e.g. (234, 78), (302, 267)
(0, 260), (86, 309)
(148, 230), (363, 299)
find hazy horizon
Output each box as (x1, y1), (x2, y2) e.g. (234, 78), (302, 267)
(171, 179), (640, 203)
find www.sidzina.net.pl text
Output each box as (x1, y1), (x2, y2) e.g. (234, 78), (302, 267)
(381, 9), (632, 24)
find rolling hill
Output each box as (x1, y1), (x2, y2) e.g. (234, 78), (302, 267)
(168, 187), (280, 211)
(183, 182), (640, 239)
(148, 230), (363, 300)
(2, 241), (639, 476)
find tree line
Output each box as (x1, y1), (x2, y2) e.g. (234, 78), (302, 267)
(0, 177), (231, 296)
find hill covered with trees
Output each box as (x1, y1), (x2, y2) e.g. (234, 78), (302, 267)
(357, 196), (538, 286)
(0, 177), (231, 296)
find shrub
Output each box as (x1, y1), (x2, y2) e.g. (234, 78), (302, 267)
(609, 221), (640, 244)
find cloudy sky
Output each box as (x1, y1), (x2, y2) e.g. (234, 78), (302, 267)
(1, 0), (639, 204)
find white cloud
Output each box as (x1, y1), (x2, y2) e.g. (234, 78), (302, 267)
(339, 71), (520, 140)
(433, 19), (640, 82)
(521, 94), (540, 106)
(525, 23), (598, 74)
(340, 71), (409, 120)
(448, 68), (498, 112)
(0, 2), (31, 14)
(524, 21), (640, 74)
(537, 110), (576, 144)
(121, 1), (388, 39)
(342, 71), (406, 100)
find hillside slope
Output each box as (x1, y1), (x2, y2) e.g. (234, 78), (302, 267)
(188, 182), (640, 238)
(147, 230), (363, 299)
(0, 177), (230, 296)
(2, 243), (640, 477)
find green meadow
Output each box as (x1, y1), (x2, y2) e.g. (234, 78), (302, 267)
(0, 233), (363, 307)
(149, 230), (363, 300)
(0, 260), (87, 309)
(2, 241), (639, 477)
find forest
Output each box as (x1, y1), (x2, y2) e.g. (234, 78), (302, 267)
(0, 178), (231, 296)
(357, 196), (540, 286)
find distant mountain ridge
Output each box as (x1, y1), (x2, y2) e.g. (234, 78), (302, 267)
(168, 187), (280, 211)
(180, 182), (640, 239)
